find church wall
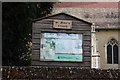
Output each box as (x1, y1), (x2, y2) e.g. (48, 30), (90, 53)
(96, 29), (119, 69)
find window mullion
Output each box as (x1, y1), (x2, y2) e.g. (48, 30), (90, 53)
(112, 45), (114, 64)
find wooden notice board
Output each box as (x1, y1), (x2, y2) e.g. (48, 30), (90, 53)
(32, 13), (92, 68)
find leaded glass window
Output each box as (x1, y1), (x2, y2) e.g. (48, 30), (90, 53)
(107, 38), (118, 64)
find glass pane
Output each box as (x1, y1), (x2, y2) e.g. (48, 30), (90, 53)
(107, 44), (112, 64)
(113, 44), (118, 64)
(41, 32), (83, 62)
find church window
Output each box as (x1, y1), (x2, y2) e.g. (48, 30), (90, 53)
(106, 38), (118, 64)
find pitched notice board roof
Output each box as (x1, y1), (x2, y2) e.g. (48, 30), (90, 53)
(32, 12), (92, 25)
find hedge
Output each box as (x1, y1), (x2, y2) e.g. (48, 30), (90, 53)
(2, 66), (120, 79)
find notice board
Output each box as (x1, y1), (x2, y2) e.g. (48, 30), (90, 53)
(32, 13), (92, 68)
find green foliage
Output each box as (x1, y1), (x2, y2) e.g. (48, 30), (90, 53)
(2, 2), (55, 66)
(2, 67), (120, 79)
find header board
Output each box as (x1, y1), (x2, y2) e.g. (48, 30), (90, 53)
(53, 20), (72, 29)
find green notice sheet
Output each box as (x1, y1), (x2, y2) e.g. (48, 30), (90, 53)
(55, 53), (83, 62)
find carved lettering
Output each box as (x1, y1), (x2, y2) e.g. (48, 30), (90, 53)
(53, 20), (72, 29)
